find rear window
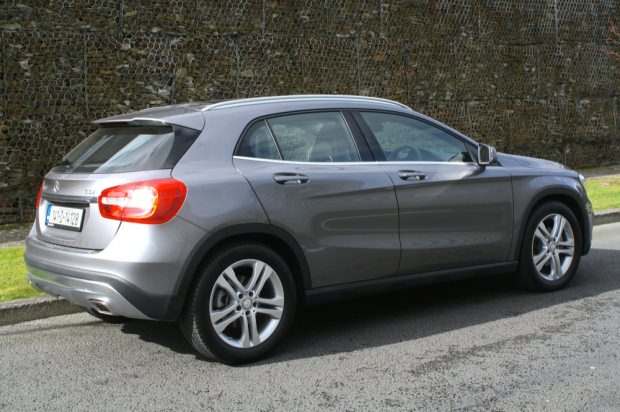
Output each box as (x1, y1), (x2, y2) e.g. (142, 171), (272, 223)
(53, 125), (200, 174)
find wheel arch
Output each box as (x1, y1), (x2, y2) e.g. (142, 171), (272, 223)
(516, 187), (590, 260)
(164, 223), (311, 321)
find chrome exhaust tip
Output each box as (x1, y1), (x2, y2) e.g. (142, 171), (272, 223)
(88, 299), (114, 316)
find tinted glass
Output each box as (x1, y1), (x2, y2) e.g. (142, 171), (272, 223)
(236, 121), (280, 160)
(360, 112), (472, 162)
(53, 125), (200, 174)
(266, 112), (360, 162)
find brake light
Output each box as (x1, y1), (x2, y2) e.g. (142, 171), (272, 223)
(36, 182), (44, 209)
(98, 179), (187, 224)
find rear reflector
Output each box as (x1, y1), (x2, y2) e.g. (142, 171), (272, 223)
(98, 179), (187, 224)
(36, 182), (43, 209)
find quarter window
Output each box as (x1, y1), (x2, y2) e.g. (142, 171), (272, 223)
(360, 112), (472, 162)
(238, 112), (360, 162)
(236, 121), (280, 160)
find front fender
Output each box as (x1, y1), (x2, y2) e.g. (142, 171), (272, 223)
(511, 175), (592, 260)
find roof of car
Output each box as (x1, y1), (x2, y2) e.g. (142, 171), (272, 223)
(94, 95), (412, 130)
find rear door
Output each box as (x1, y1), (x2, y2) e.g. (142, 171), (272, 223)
(355, 111), (513, 275)
(233, 111), (400, 288)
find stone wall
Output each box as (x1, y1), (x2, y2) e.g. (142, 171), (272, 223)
(1, 1), (619, 223)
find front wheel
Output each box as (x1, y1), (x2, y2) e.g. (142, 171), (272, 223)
(517, 201), (582, 291)
(180, 243), (297, 364)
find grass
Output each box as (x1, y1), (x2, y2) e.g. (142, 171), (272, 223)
(0, 223), (32, 231)
(585, 177), (620, 212)
(0, 245), (43, 302)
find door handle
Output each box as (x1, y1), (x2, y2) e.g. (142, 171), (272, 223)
(273, 173), (310, 185)
(398, 170), (427, 181)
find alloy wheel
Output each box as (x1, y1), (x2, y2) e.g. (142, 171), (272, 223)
(208, 259), (285, 348)
(531, 213), (575, 281)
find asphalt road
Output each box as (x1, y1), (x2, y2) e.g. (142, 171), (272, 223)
(2, 223), (619, 411)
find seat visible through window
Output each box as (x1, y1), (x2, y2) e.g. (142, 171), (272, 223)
(238, 112), (361, 163)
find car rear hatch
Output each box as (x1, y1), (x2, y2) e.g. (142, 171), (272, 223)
(36, 122), (201, 250)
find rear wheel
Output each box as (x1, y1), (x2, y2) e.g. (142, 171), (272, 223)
(517, 201), (582, 291)
(180, 243), (296, 364)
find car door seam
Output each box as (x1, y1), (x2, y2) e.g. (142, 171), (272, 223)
(233, 163), (272, 225)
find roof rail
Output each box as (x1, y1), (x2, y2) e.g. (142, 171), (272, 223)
(201, 95), (411, 111)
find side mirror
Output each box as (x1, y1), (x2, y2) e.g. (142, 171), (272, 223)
(477, 144), (497, 166)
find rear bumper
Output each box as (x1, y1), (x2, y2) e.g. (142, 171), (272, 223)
(24, 216), (208, 320)
(24, 241), (177, 319)
(27, 262), (152, 320)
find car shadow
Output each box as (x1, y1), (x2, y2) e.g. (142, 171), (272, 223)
(120, 318), (196, 356)
(118, 247), (620, 364)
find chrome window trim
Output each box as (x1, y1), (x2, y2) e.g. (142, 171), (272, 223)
(233, 155), (477, 167)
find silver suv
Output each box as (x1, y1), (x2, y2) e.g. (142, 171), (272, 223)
(25, 95), (593, 364)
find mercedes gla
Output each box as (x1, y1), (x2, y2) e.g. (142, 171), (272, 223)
(25, 95), (593, 363)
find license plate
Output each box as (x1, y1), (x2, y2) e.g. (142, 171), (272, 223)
(45, 205), (84, 231)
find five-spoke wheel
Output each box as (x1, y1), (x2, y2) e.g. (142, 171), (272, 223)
(531, 213), (575, 281)
(180, 243), (296, 364)
(209, 259), (285, 349)
(518, 201), (582, 291)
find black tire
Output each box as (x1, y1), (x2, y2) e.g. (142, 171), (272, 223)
(180, 242), (297, 364)
(516, 201), (582, 291)
(85, 308), (130, 324)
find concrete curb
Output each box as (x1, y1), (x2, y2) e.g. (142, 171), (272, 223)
(0, 296), (81, 327)
(593, 208), (620, 226)
(1, 212), (619, 327)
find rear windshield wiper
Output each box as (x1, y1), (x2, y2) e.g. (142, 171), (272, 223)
(55, 158), (73, 168)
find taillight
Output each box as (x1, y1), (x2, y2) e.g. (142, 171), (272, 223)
(98, 179), (187, 224)
(36, 182), (44, 209)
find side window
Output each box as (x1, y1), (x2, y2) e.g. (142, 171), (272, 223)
(237, 121), (280, 160)
(266, 112), (360, 162)
(360, 112), (473, 162)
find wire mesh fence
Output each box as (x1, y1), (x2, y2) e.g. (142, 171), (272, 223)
(1, 0), (619, 223)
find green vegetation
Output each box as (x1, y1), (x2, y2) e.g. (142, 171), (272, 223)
(0, 245), (43, 302)
(585, 177), (620, 212)
(0, 223), (31, 232)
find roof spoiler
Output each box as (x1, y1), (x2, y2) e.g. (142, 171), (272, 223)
(95, 117), (171, 127)
(94, 110), (205, 131)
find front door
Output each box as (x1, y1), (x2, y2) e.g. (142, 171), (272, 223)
(355, 111), (513, 275)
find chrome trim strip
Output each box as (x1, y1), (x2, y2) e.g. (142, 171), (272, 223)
(43, 193), (97, 204)
(232, 155), (476, 166)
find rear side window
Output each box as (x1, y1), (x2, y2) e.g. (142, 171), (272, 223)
(237, 112), (360, 163)
(54, 125), (200, 174)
